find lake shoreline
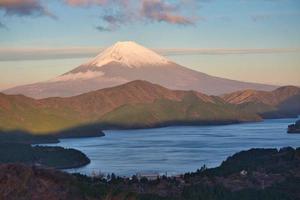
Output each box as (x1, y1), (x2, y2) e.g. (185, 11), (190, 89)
(55, 117), (300, 176)
(1, 146), (300, 200)
(2, 113), (299, 138)
(49, 114), (300, 133)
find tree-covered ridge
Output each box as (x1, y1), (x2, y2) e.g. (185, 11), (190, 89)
(222, 86), (300, 118)
(0, 143), (90, 169)
(0, 147), (299, 200)
(3, 80), (298, 134)
(0, 128), (104, 144)
(288, 120), (300, 133)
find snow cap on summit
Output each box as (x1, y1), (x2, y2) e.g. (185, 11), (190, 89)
(84, 41), (170, 68)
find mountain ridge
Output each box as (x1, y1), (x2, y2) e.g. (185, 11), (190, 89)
(222, 85), (300, 119)
(1, 80), (299, 134)
(222, 85), (300, 106)
(0, 80), (260, 134)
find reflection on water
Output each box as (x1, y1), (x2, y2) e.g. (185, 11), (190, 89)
(46, 117), (300, 176)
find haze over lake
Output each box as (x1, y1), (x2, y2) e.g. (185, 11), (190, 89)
(45, 117), (300, 176)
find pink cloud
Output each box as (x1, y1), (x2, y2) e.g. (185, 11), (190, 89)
(64, 0), (108, 6)
(0, 0), (54, 18)
(140, 0), (194, 25)
(64, 0), (130, 7)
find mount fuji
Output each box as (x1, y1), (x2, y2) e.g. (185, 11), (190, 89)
(4, 41), (276, 99)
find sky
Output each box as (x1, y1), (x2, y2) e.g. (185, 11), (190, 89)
(0, 0), (300, 90)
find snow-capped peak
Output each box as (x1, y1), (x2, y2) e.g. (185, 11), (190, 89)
(49, 41), (171, 82)
(84, 41), (170, 68)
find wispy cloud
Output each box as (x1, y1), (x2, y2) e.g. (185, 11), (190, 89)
(0, 47), (103, 61)
(1, 0), (297, 31)
(62, 0), (197, 31)
(64, 0), (107, 7)
(95, 25), (112, 32)
(251, 11), (300, 22)
(157, 48), (300, 56)
(140, 0), (194, 25)
(0, 0), (199, 31)
(0, 0), (55, 18)
(97, 12), (131, 31)
(1, 47), (299, 61)
(0, 21), (7, 29)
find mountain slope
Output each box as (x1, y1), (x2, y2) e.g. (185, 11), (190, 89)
(0, 80), (260, 134)
(99, 98), (256, 128)
(222, 86), (300, 117)
(222, 86), (300, 106)
(3, 41), (276, 98)
(0, 93), (82, 133)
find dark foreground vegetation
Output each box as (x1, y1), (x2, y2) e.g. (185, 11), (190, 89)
(0, 143), (90, 169)
(0, 131), (59, 144)
(0, 128), (105, 144)
(288, 120), (300, 133)
(0, 147), (299, 200)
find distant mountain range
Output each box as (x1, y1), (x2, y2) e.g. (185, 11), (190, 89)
(0, 80), (299, 134)
(222, 86), (300, 118)
(3, 41), (276, 99)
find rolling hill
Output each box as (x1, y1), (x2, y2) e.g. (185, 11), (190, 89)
(0, 80), (260, 134)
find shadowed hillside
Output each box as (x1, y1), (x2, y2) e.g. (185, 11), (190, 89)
(0, 143), (90, 169)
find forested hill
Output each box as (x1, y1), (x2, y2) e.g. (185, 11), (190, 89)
(1, 147), (299, 200)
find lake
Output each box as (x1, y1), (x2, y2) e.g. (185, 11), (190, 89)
(47, 117), (300, 176)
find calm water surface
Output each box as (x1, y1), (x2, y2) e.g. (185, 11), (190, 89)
(47, 117), (300, 176)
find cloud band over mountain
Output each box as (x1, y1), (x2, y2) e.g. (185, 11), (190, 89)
(1, 47), (299, 61)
